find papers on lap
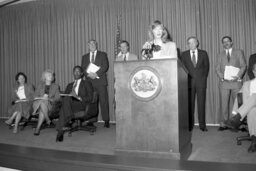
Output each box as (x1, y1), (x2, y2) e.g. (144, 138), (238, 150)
(15, 99), (28, 103)
(60, 94), (81, 101)
(224, 66), (240, 80)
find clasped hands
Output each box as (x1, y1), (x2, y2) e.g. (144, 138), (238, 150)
(87, 72), (98, 79)
(222, 76), (241, 82)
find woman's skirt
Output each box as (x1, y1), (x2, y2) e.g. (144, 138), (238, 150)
(32, 99), (52, 116)
(7, 101), (33, 119)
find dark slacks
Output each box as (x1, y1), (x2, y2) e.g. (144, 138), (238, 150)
(188, 86), (207, 130)
(93, 85), (109, 122)
(56, 96), (84, 131)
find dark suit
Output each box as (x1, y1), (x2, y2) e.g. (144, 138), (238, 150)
(248, 53), (256, 80)
(81, 50), (109, 122)
(181, 49), (209, 130)
(56, 80), (93, 131)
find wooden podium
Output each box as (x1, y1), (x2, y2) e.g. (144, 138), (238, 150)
(114, 59), (192, 160)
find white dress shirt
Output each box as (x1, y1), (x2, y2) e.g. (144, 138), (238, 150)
(74, 79), (82, 95)
(190, 49), (198, 63)
(90, 50), (97, 63)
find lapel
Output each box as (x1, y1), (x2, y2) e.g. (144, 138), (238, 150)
(77, 80), (83, 96)
(197, 50), (203, 67)
(186, 51), (196, 68)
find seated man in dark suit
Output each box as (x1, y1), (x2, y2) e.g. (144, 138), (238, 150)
(56, 65), (93, 142)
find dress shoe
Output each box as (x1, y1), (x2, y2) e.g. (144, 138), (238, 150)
(200, 127), (208, 132)
(34, 128), (40, 136)
(104, 121), (110, 128)
(56, 131), (64, 142)
(225, 114), (242, 129)
(248, 136), (256, 153)
(218, 126), (228, 131)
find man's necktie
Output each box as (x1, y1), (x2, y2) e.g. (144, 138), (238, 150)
(123, 54), (127, 61)
(227, 51), (230, 62)
(192, 51), (196, 67)
(91, 52), (95, 63)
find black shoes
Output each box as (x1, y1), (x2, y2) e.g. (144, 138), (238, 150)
(218, 126), (228, 131)
(200, 127), (208, 132)
(56, 130), (64, 142)
(104, 121), (110, 128)
(34, 128), (40, 136)
(248, 136), (256, 153)
(225, 114), (242, 130)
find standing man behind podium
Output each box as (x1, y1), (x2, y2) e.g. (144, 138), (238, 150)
(81, 39), (110, 128)
(116, 40), (138, 61)
(216, 36), (246, 131)
(181, 36), (209, 132)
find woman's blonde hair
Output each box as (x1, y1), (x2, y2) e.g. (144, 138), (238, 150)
(41, 69), (54, 82)
(148, 20), (171, 43)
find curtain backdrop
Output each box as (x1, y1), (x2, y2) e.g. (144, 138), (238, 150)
(0, 0), (255, 124)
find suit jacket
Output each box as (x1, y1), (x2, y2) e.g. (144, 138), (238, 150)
(248, 53), (256, 80)
(216, 48), (247, 89)
(81, 51), (109, 86)
(115, 52), (138, 61)
(34, 82), (60, 103)
(64, 79), (93, 110)
(181, 49), (209, 88)
(11, 83), (34, 102)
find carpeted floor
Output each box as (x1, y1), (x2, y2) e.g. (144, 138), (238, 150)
(0, 119), (256, 164)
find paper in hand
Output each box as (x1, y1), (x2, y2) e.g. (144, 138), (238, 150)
(224, 66), (240, 80)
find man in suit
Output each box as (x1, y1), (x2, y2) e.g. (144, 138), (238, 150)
(216, 36), (246, 131)
(225, 63), (256, 153)
(56, 66), (94, 142)
(181, 37), (209, 131)
(116, 40), (138, 61)
(248, 53), (256, 80)
(81, 39), (110, 128)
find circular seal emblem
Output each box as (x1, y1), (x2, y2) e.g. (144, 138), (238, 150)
(129, 66), (162, 101)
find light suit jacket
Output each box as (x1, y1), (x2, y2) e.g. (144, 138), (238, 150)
(216, 48), (247, 89)
(115, 52), (138, 61)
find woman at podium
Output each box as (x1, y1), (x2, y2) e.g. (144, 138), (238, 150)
(142, 20), (177, 60)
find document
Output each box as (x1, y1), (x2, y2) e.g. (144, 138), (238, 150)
(60, 94), (82, 101)
(15, 99), (28, 103)
(224, 66), (240, 80)
(86, 63), (100, 74)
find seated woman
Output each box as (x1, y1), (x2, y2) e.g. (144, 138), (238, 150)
(5, 72), (34, 133)
(32, 69), (60, 136)
(142, 20), (177, 60)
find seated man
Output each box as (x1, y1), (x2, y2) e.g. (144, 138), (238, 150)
(56, 65), (93, 142)
(226, 63), (256, 153)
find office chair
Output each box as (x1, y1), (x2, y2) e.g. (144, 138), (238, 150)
(68, 91), (99, 136)
(235, 92), (252, 145)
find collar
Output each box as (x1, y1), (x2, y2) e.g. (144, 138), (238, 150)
(74, 78), (82, 84)
(118, 52), (129, 57)
(190, 49), (198, 54)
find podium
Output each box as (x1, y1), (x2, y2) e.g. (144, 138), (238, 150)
(114, 59), (192, 159)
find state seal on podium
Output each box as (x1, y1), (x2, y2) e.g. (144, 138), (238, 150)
(129, 66), (162, 101)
